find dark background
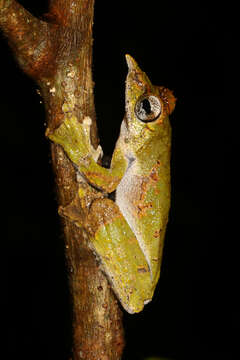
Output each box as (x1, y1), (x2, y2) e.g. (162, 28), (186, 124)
(3, 1), (231, 359)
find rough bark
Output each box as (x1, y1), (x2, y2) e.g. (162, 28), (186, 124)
(1, 1), (124, 359)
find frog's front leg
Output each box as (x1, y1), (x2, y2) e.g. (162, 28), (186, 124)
(47, 116), (127, 193)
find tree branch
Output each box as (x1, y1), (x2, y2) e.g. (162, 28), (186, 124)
(48, 0), (94, 27)
(0, 0), (55, 78)
(1, 1), (125, 359)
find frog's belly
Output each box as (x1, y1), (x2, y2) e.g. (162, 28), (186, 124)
(115, 162), (150, 263)
(115, 158), (170, 282)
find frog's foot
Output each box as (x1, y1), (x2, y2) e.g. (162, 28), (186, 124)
(46, 115), (102, 166)
(58, 182), (104, 230)
(58, 190), (85, 229)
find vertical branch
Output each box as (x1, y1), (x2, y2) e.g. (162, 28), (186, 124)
(1, 1), (125, 359)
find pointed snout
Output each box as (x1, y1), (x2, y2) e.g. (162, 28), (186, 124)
(125, 54), (141, 72)
(125, 54), (153, 95)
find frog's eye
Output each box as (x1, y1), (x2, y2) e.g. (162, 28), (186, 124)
(135, 95), (162, 122)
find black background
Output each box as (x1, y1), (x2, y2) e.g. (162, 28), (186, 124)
(3, 1), (231, 359)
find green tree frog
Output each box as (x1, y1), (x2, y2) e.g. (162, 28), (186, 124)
(47, 55), (176, 314)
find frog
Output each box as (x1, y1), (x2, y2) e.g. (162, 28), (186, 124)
(47, 54), (176, 313)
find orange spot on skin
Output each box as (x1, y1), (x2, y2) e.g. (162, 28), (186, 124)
(149, 160), (161, 182)
(128, 237), (137, 245)
(132, 161), (162, 218)
(85, 171), (120, 192)
(137, 202), (153, 217)
(153, 229), (161, 238)
(150, 168), (158, 182)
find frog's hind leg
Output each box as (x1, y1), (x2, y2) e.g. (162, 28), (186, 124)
(58, 181), (153, 313)
(86, 197), (153, 314)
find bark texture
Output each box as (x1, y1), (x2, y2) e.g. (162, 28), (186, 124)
(1, 1), (124, 359)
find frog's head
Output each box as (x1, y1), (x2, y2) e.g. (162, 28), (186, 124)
(124, 55), (176, 151)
